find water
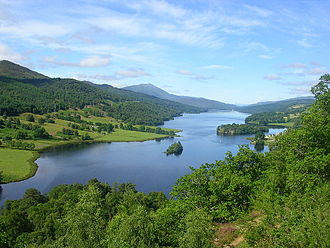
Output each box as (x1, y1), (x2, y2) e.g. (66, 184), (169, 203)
(0, 111), (283, 204)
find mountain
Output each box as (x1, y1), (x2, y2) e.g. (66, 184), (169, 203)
(237, 96), (315, 113)
(0, 60), (48, 79)
(0, 60), (204, 125)
(96, 84), (205, 114)
(123, 83), (236, 110)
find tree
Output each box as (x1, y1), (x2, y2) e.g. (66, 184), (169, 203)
(107, 206), (158, 248)
(0, 171), (3, 184)
(37, 118), (46, 124)
(26, 114), (35, 122)
(61, 185), (107, 248)
(311, 74), (330, 112)
(179, 209), (213, 248)
(165, 141), (183, 155)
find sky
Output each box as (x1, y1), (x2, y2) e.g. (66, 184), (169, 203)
(0, 0), (329, 104)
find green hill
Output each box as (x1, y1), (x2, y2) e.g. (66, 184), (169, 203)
(0, 61), (203, 125)
(237, 96), (315, 113)
(0, 60), (48, 79)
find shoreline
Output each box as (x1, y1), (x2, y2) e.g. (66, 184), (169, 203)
(0, 132), (177, 184)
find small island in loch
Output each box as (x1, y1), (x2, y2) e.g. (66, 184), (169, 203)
(165, 141), (183, 155)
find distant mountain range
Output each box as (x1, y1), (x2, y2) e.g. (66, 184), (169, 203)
(123, 83), (315, 113)
(123, 84), (236, 110)
(0, 60), (315, 118)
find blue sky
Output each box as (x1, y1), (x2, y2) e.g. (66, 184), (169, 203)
(0, 0), (329, 104)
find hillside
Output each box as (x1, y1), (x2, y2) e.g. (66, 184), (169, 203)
(237, 96), (315, 113)
(123, 83), (236, 110)
(0, 60), (48, 79)
(96, 84), (205, 114)
(0, 61), (203, 125)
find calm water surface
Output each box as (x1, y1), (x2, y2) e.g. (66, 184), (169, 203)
(0, 111), (283, 204)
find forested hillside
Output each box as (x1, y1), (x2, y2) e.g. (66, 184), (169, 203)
(0, 74), (328, 247)
(237, 96), (314, 114)
(0, 60), (203, 125)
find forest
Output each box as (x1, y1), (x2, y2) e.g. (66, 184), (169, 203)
(0, 72), (329, 247)
(244, 105), (307, 126)
(217, 123), (269, 135)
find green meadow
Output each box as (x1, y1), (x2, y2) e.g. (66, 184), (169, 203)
(0, 148), (38, 183)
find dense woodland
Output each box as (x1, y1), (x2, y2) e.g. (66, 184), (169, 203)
(237, 96), (314, 114)
(217, 123), (269, 135)
(0, 70), (329, 247)
(245, 112), (287, 125)
(244, 106), (307, 126)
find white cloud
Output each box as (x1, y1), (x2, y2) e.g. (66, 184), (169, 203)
(202, 64), (232, 70)
(144, 0), (187, 18)
(79, 56), (111, 67)
(193, 75), (214, 81)
(310, 61), (323, 66)
(258, 54), (273, 59)
(264, 74), (282, 80)
(0, 42), (24, 62)
(297, 38), (313, 48)
(32, 35), (67, 46)
(43, 55), (111, 67)
(306, 68), (327, 75)
(176, 69), (214, 81)
(240, 41), (269, 54)
(281, 63), (308, 69)
(0, 20), (71, 38)
(176, 70), (194, 75)
(75, 73), (120, 81)
(288, 87), (312, 95)
(116, 68), (150, 78)
(244, 5), (272, 17)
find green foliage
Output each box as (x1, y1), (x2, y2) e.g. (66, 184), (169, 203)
(311, 73), (330, 112)
(0, 117), (50, 141)
(217, 123), (269, 135)
(171, 147), (265, 221)
(165, 141), (183, 155)
(107, 207), (158, 248)
(238, 96), (314, 114)
(60, 185), (107, 248)
(246, 111), (286, 125)
(26, 114), (35, 122)
(178, 209), (213, 248)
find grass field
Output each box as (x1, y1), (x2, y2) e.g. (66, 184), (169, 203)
(95, 129), (168, 142)
(0, 148), (38, 183)
(268, 122), (294, 127)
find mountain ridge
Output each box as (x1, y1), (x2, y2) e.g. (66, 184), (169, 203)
(0, 60), (204, 124)
(123, 83), (236, 110)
